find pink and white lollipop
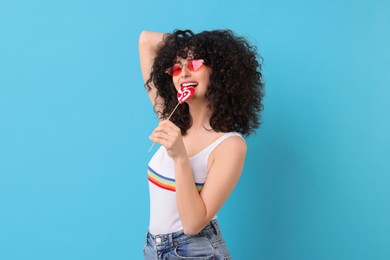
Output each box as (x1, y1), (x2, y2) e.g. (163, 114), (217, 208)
(177, 86), (195, 104)
(163, 85), (195, 119)
(149, 86), (195, 152)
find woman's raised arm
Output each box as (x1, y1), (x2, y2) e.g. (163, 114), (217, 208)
(138, 31), (165, 111)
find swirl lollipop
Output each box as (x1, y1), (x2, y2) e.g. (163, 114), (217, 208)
(149, 86), (195, 152)
(177, 85), (195, 104)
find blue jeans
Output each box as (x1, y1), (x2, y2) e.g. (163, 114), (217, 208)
(143, 220), (231, 260)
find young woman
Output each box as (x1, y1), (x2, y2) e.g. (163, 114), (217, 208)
(139, 29), (264, 259)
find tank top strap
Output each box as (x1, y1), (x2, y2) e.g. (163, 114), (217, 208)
(202, 132), (244, 158)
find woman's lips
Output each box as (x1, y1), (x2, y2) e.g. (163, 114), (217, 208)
(181, 82), (199, 88)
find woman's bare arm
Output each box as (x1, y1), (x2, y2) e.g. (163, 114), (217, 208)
(138, 31), (165, 112)
(174, 136), (247, 234)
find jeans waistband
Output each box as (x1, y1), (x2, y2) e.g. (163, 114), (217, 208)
(146, 219), (220, 249)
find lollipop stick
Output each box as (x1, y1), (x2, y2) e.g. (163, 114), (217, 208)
(167, 102), (180, 120)
(148, 102), (181, 152)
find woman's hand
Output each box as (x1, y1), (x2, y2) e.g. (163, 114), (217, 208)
(149, 120), (187, 160)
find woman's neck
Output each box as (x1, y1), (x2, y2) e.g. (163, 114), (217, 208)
(187, 100), (213, 133)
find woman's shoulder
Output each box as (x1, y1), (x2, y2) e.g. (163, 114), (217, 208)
(207, 132), (246, 164)
(218, 133), (246, 152)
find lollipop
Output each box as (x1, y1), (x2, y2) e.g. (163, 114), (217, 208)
(149, 86), (195, 152)
(177, 86), (195, 104)
(166, 86), (195, 118)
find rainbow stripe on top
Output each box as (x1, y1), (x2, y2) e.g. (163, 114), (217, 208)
(147, 166), (204, 192)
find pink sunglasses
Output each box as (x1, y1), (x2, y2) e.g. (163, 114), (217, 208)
(165, 59), (205, 76)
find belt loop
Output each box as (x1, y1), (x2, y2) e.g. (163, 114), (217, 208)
(168, 233), (173, 247)
(210, 220), (219, 235)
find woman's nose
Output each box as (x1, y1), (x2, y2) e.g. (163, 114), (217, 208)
(180, 65), (191, 78)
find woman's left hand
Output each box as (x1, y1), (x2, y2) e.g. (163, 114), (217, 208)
(149, 120), (187, 160)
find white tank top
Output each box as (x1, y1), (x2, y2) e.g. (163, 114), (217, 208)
(147, 132), (243, 235)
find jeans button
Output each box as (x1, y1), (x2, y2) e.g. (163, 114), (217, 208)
(155, 237), (161, 245)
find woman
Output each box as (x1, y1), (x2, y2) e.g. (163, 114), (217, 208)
(139, 29), (264, 259)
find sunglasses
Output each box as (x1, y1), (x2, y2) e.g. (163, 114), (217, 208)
(165, 59), (205, 76)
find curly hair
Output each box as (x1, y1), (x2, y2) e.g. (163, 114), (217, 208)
(145, 29), (265, 136)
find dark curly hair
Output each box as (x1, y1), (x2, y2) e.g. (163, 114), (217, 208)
(145, 29), (265, 136)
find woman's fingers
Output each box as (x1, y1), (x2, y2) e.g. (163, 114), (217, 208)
(149, 120), (182, 150)
(152, 121), (180, 136)
(150, 127), (175, 144)
(149, 130), (168, 142)
(149, 120), (187, 159)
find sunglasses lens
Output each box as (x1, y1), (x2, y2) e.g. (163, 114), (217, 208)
(171, 64), (182, 76)
(166, 64), (181, 76)
(190, 59), (204, 71)
(165, 59), (204, 76)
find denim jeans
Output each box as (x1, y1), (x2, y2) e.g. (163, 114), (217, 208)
(143, 219), (231, 260)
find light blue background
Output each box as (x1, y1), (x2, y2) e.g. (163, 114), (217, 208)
(1, 0), (389, 259)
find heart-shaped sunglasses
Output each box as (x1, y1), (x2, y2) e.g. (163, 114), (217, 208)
(165, 59), (205, 76)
